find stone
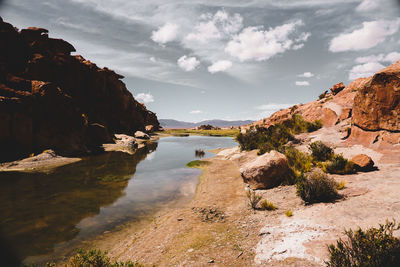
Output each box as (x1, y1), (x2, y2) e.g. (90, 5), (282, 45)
(330, 82), (345, 95)
(352, 60), (400, 132)
(351, 154), (375, 172)
(240, 150), (289, 190)
(145, 124), (155, 133)
(135, 131), (150, 140)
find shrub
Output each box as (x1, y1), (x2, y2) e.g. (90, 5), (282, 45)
(236, 115), (322, 155)
(195, 149), (205, 158)
(246, 190), (262, 210)
(285, 210), (293, 217)
(68, 249), (144, 267)
(308, 141), (334, 162)
(319, 90), (328, 100)
(296, 169), (341, 204)
(325, 154), (356, 175)
(284, 146), (313, 184)
(326, 220), (400, 267)
(337, 180), (346, 190)
(260, 199), (278, 211)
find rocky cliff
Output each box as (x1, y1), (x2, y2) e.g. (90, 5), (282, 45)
(244, 60), (400, 149)
(0, 18), (159, 162)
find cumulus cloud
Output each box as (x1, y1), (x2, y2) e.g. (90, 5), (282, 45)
(298, 72), (314, 78)
(256, 103), (294, 118)
(384, 52), (400, 63)
(356, 0), (380, 12)
(225, 20), (310, 62)
(135, 92), (154, 103)
(295, 81), (310, 86)
(329, 19), (400, 52)
(151, 23), (179, 44)
(190, 110), (203, 114)
(349, 62), (385, 80)
(185, 10), (243, 43)
(208, 60), (233, 73)
(355, 52), (400, 64)
(177, 55), (200, 71)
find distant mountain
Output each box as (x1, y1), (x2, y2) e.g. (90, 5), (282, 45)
(159, 119), (254, 129)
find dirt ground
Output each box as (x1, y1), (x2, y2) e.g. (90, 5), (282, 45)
(84, 123), (400, 267)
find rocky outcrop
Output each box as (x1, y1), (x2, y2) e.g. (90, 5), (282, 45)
(0, 18), (159, 162)
(352, 60), (400, 132)
(330, 82), (345, 95)
(240, 151), (289, 190)
(351, 154), (375, 172)
(348, 60), (400, 147)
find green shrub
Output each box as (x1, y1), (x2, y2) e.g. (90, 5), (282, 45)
(308, 141), (334, 162)
(325, 154), (356, 175)
(260, 199), (278, 210)
(246, 190), (262, 210)
(236, 115), (321, 155)
(319, 90), (328, 100)
(68, 249), (144, 267)
(326, 220), (400, 267)
(296, 169), (340, 204)
(283, 146), (313, 184)
(285, 210), (293, 217)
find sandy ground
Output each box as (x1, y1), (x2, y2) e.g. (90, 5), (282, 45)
(87, 124), (400, 266)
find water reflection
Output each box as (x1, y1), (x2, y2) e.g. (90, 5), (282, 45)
(0, 143), (157, 263)
(0, 136), (237, 265)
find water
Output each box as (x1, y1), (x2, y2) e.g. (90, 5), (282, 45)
(0, 136), (236, 264)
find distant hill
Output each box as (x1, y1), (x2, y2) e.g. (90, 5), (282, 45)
(160, 119), (254, 129)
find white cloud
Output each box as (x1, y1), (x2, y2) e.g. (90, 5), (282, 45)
(349, 62), (385, 80)
(185, 10), (243, 43)
(135, 93), (154, 103)
(298, 72), (314, 78)
(190, 110), (203, 114)
(256, 103), (294, 110)
(384, 52), (400, 63)
(355, 54), (385, 64)
(329, 19), (400, 52)
(295, 81), (310, 86)
(208, 60), (233, 73)
(355, 52), (400, 64)
(151, 23), (179, 44)
(256, 103), (294, 118)
(149, 56), (157, 62)
(356, 0), (379, 12)
(177, 55), (200, 71)
(225, 20), (310, 62)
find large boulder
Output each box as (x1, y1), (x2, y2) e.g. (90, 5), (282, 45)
(240, 151), (289, 190)
(134, 131), (150, 140)
(330, 82), (345, 95)
(352, 60), (400, 132)
(351, 154), (375, 172)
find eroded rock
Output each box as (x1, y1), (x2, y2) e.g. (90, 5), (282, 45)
(240, 151), (289, 190)
(351, 154), (375, 172)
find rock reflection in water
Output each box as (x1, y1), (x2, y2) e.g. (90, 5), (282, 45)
(0, 142), (157, 263)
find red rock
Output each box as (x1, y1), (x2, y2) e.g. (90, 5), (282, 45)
(351, 154), (375, 171)
(240, 151), (289, 189)
(352, 60), (400, 132)
(330, 82), (345, 95)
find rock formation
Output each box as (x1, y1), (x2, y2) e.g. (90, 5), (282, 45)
(240, 151), (289, 190)
(0, 18), (159, 162)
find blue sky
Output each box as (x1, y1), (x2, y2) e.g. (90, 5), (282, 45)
(1, 0), (399, 122)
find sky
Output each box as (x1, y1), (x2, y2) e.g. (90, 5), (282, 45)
(1, 0), (400, 122)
